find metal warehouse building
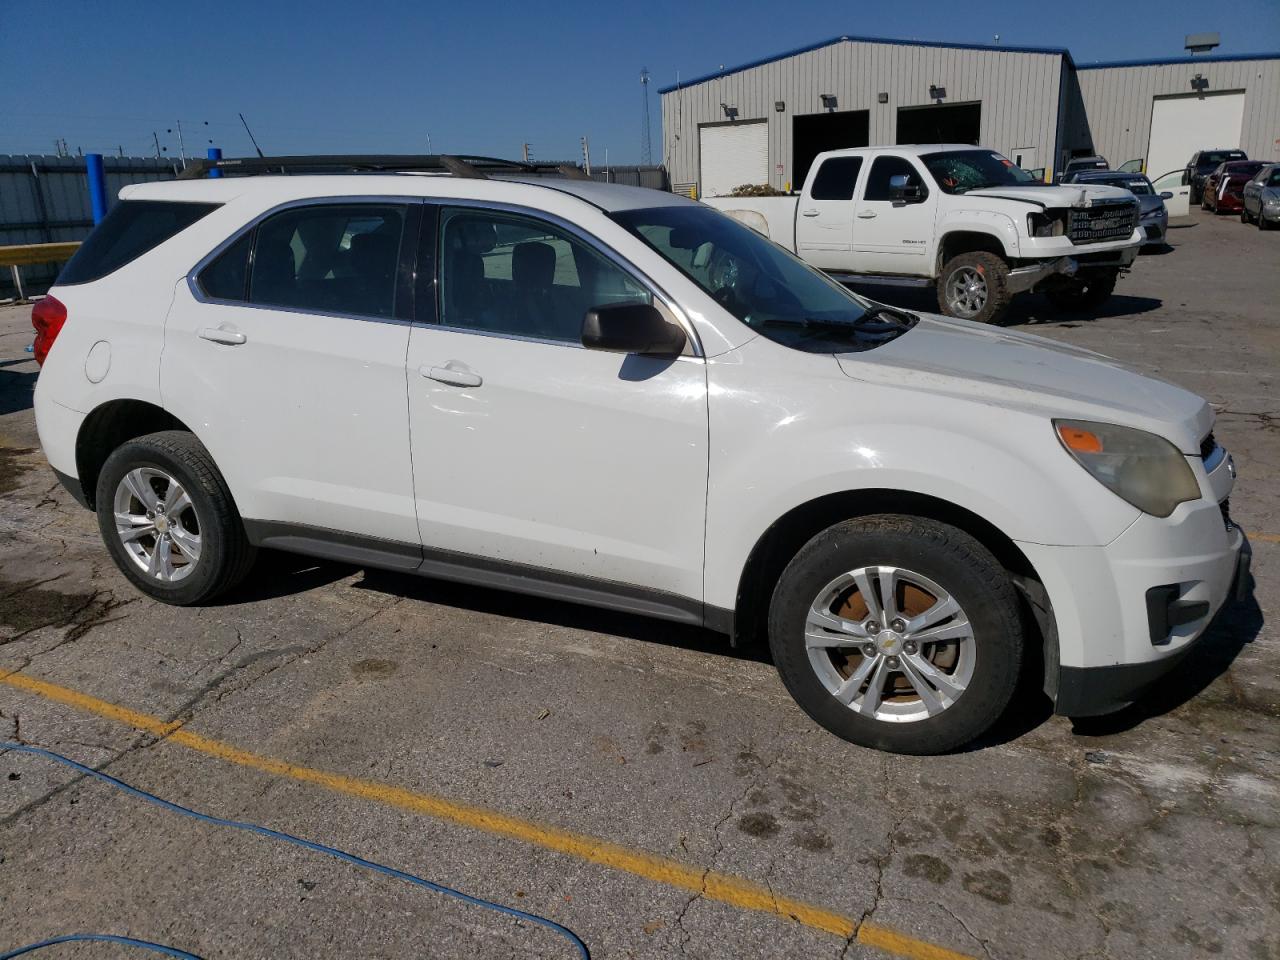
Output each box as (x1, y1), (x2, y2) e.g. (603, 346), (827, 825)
(659, 35), (1280, 196)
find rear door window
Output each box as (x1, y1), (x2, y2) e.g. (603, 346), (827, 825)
(59, 200), (218, 285)
(809, 157), (864, 201)
(248, 204), (407, 318)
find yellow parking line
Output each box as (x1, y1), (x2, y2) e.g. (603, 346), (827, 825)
(0, 670), (973, 960)
(1248, 531), (1280, 544)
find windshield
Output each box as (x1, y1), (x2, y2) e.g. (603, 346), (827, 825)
(1086, 177), (1152, 195)
(920, 150), (1038, 195)
(611, 205), (914, 353)
(1201, 151), (1245, 168)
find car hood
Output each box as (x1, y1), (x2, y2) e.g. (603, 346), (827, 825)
(1137, 194), (1166, 215)
(964, 183), (1134, 209)
(837, 314), (1211, 453)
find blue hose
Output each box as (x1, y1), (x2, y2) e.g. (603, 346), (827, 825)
(0, 935), (201, 959)
(0, 742), (589, 959)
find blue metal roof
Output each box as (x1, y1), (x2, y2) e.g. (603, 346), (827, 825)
(656, 35), (1073, 94)
(1076, 51), (1280, 69)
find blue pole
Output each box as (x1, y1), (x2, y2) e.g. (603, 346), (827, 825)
(207, 146), (222, 178)
(86, 153), (108, 224)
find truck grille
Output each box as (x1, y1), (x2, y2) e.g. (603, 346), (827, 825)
(1068, 203), (1138, 245)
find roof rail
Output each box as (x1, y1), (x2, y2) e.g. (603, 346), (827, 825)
(176, 154), (586, 181)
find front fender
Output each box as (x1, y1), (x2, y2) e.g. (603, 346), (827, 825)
(703, 339), (1138, 610)
(936, 209), (1022, 260)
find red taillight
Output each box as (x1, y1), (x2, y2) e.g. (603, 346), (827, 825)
(31, 295), (67, 366)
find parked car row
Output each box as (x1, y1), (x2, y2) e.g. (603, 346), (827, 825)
(1226, 163), (1280, 230)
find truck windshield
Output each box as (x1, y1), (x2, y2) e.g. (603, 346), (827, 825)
(611, 205), (914, 353)
(920, 150), (1040, 195)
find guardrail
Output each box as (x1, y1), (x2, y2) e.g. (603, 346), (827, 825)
(0, 242), (80, 301)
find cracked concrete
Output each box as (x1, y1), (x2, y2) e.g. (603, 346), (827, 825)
(1, 211), (1279, 958)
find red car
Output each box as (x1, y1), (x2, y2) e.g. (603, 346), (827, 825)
(1203, 160), (1267, 213)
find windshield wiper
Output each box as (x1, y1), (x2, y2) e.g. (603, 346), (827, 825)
(754, 306), (918, 341)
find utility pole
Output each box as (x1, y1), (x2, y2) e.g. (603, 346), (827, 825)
(175, 120), (187, 167)
(640, 67), (653, 166)
(522, 142), (531, 163)
(153, 131), (162, 159)
(581, 136), (591, 176)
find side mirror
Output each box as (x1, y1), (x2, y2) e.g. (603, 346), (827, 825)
(1159, 191), (1174, 200)
(582, 302), (686, 357)
(888, 174), (923, 203)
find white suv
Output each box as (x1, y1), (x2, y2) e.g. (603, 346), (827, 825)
(31, 155), (1250, 754)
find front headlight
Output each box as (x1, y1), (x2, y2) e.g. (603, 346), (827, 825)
(1265, 198), (1280, 209)
(1054, 420), (1201, 517)
(1027, 212), (1065, 237)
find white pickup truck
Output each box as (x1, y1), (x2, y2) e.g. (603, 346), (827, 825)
(705, 144), (1144, 324)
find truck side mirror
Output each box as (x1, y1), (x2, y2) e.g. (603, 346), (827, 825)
(888, 174), (923, 203)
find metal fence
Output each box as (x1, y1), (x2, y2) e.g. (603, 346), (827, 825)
(586, 165), (669, 191)
(0, 157), (670, 298)
(0, 155), (180, 296)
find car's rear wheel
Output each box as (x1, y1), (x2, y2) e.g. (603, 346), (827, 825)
(1240, 206), (1251, 224)
(96, 431), (255, 605)
(936, 252), (1011, 324)
(768, 516), (1023, 754)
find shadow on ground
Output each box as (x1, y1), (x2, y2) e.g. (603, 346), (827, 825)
(1071, 592), (1266, 736)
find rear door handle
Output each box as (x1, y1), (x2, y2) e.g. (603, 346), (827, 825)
(856, 211), (878, 219)
(198, 326), (247, 345)
(800, 209), (820, 217)
(421, 364), (482, 388)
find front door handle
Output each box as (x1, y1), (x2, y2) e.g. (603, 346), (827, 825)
(198, 326), (247, 345)
(856, 210), (878, 219)
(800, 209), (820, 217)
(422, 364), (482, 388)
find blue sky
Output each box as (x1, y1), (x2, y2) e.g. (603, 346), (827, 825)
(2, 0), (1277, 164)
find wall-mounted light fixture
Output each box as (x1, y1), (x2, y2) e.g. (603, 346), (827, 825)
(720, 102), (739, 120)
(929, 84), (947, 101)
(820, 93), (838, 112)
(877, 92), (889, 104)
(1190, 73), (1209, 93)
(775, 101), (785, 112)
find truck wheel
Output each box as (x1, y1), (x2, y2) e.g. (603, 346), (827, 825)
(768, 516), (1023, 755)
(936, 252), (1011, 324)
(96, 430), (256, 605)
(1045, 268), (1118, 313)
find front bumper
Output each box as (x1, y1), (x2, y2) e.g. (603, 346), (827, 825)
(1017, 445), (1246, 716)
(1053, 530), (1251, 715)
(1141, 215), (1168, 244)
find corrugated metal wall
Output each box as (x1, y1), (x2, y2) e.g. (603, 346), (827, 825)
(0, 155), (179, 295)
(1074, 58), (1280, 174)
(660, 39), (1065, 191)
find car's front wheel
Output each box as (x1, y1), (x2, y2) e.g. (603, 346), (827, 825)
(96, 431), (256, 605)
(768, 516), (1023, 754)
(936, 252), (1011, 324)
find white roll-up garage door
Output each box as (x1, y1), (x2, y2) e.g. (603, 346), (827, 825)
(1146, 91), (1246, 180)
(699, 121), (769, 198)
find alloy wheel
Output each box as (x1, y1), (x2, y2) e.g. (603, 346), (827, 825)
(113, 467), (202, 582)
(945, 267), (988, 318)
(805, 565), (975, 723)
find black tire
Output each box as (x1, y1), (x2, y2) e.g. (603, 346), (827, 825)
(1261, 215), (1272, 232)
(1240, 206), (1251, 224)
(935, 251), (1011, 324)
(768, 516), (1023, 755)
(1045, 267), (1119, 313)
(96, 430), (256, 605)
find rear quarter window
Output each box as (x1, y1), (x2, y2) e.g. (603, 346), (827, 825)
(58, 200), (219, 285)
